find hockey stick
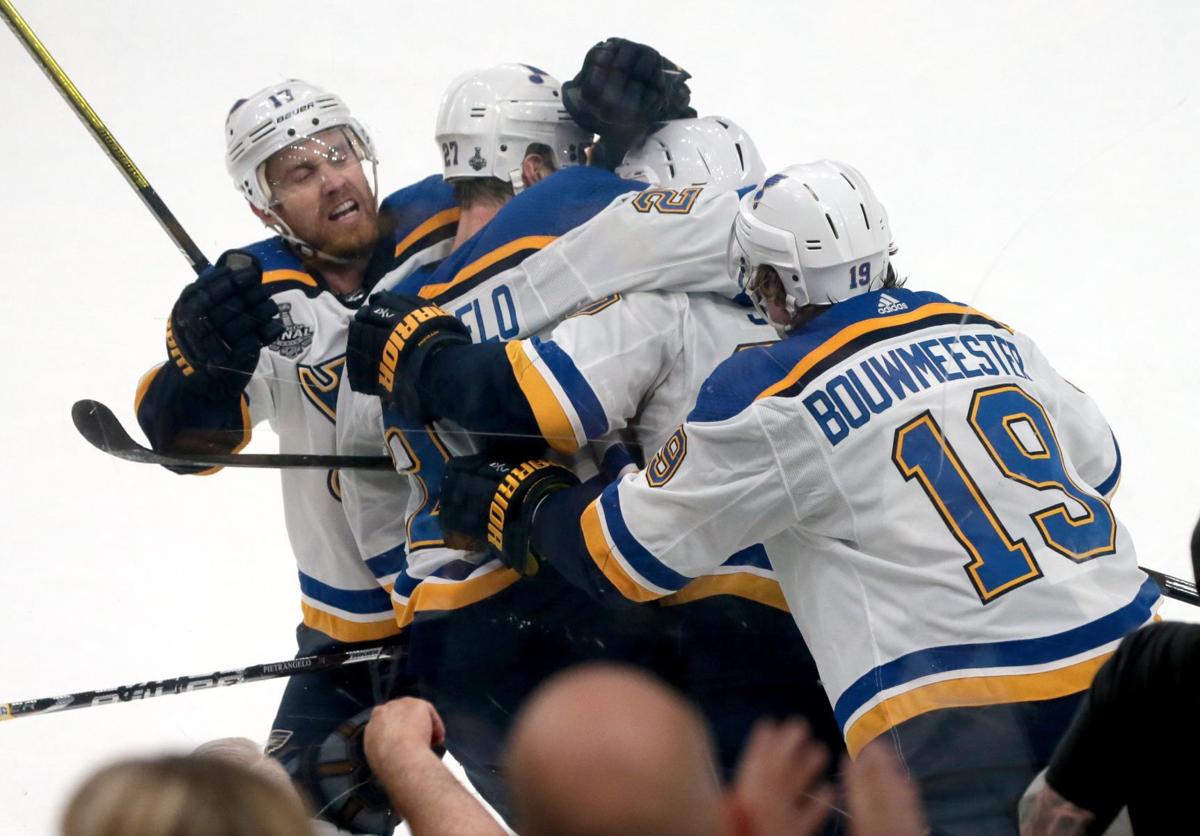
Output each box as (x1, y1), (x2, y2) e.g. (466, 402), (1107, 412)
(0, 644), (403, 722)
(1142, 567), (1200, 608)
(1, 0), (210, 274)
(72, 399), (394, 471)
(68, 400), (1200, 604)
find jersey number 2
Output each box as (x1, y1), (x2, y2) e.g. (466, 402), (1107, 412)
(892, 383), (1116, 603)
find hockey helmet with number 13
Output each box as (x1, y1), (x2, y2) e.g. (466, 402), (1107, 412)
(728, 160), (891, 326)
(225, 80), (379, 215)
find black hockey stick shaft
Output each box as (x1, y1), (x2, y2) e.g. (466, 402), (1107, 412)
(72, 399), (395, 470)
(1, 0), (210, 274)
(0, 645), (403, 722)
(1142, 567), (1200, 608)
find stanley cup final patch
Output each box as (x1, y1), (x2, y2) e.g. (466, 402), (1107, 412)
(269, 303), (315, 359)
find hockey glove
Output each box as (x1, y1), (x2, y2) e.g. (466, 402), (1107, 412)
(563, 37), (697, 169)
(440, 453), (580, 576)
(345, 291), (471, 422)
(166, 251), (283, 400)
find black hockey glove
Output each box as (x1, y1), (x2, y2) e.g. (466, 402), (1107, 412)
(345, 291), (471, 421)
(440, 453), (580, 576)
(563, 37), (697, 169)
(166, 251), (283, 400)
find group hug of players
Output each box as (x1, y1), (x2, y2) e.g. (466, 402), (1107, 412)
(133, 38), (1152, 835)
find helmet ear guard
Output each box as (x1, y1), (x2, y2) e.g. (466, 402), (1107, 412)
(727, 160), (892, 328)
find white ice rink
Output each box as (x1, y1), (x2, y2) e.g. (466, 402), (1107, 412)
(2, 1), (1198, 832)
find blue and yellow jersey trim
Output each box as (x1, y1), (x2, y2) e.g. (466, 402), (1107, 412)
(393, 207), (461, 264)
(659, 545), (789, 611)
(398, 166), (642, 303)
(504, 337), (608, 454)
(580, 482), (789, 610)
(262, 268), (318, 288)
(379, 174), (458, 266)
(581, 485), (692, 603)
(389, 561), (521, 629)
(417, 235), (557, 300)
(659, 572), (789, 611)
(297, 570), (401, 642)
(837, 576), (1161, 756)
(689, 290), (1012, 425)
(756, 301), (1010, 403)
(134, 362), (253, 477)
(134, 363), (164, 415)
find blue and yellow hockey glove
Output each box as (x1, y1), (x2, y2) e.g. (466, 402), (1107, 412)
(440, 453), (580, 576)
(345, 291), (470, 422)
(167, 251), (283, 400)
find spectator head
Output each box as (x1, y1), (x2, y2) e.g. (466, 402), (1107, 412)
(190, 737), (300, 802)
(61, 751), (314, 836)
(506, 663), (728, 836)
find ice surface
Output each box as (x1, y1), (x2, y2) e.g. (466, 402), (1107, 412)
(2, 1), (1197, 833)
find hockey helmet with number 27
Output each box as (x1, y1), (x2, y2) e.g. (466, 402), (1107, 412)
(434, 64), (590, 192)
(728, 160), (891, 322)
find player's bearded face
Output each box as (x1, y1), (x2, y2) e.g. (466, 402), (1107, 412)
(262, 128), (380, 259)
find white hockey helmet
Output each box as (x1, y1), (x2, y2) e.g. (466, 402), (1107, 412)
(225, 79), (378, 213)
(616, 116), (765, 193)
(434, 64), (590, 192)
(728, 160), (891, 324)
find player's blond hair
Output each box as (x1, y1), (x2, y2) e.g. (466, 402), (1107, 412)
(61, 751), (315, 836)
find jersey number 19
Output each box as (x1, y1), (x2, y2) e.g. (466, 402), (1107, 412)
(892, 383), (1117, 603)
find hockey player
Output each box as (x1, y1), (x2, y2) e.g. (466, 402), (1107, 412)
(437, 160), (1158, 835)
(132, 80), (464, 832)
(339, 112), (863, 827)
(344, 116), (844, 768)
(336, 53), (712, 816)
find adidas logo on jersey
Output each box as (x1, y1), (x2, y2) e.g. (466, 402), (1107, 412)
(877, 293), (908, 314)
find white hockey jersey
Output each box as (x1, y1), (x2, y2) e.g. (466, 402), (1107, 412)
(504, 290), (789, 607)
(136, 177), (458, 642)
(337, 167), (751, 627)
(572, 287), (1156, 755)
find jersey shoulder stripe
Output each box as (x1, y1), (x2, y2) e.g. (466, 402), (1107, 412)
(222, 237), (339, 299)
(688, 289), (1009, 423)
(380, 174), (457, 257)
(403, 166), (643, 302)
(420, 235), (557, 300)
(214, 238), (325, 298)
(392, 207), (460, 264)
